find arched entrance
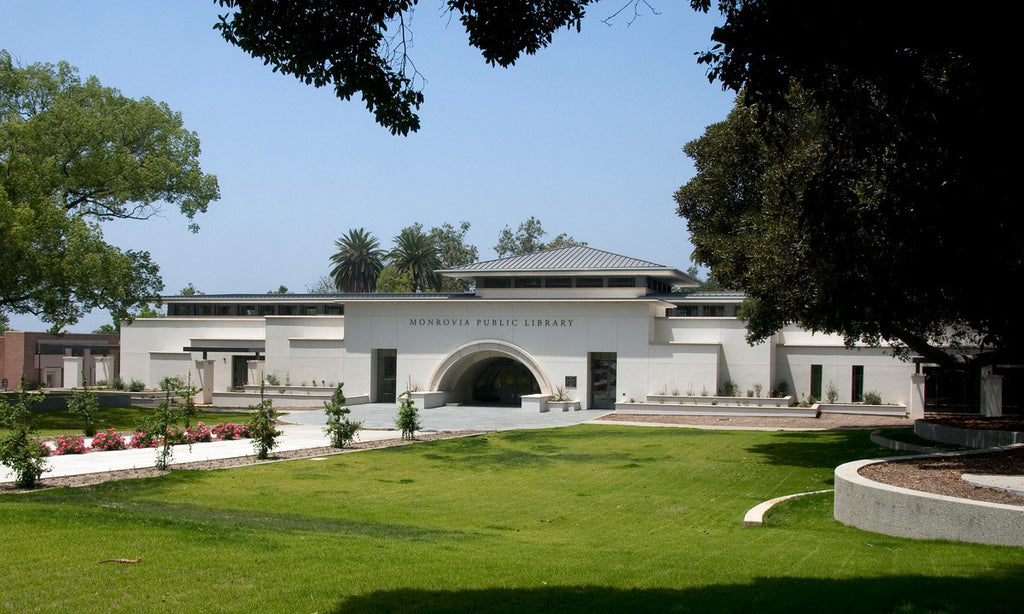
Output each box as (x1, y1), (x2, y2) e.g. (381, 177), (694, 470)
(429, 340), (552, 406)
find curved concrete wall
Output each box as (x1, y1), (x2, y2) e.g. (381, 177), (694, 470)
(834, 456), (1024, 547)
(915, 421), (1024, 448)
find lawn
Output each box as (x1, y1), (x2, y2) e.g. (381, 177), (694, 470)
(23, 405), (250, 437)
(2, 425), (1021, 613)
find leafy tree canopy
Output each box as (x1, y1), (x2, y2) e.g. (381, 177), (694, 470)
(494, 216), (584, 258)
(428, 221), (478, 292)
(330, 228), (386, 293)
(376, 264), (414, 294)
(214, 0), (595, 134)
(676, 86), (1020, 368)
(0, 51), (219, 331)
(390, 225), (441, 292)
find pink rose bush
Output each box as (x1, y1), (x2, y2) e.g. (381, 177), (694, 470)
(53, 434), (87, 455)
(90, 429), (127, 451)
(51, 422), (251, 455)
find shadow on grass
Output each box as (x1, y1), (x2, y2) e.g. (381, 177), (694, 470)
(744, 430), (897, 469)
(328, 572), (1024, 614)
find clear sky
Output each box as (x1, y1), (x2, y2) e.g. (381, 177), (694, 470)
(2, 1), (735, 333)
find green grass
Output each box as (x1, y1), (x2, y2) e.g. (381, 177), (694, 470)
(2, 426), (1022, 613)
(21, 406), (249, 436)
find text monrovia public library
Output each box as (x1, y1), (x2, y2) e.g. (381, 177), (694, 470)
(408, 318), (575, 328)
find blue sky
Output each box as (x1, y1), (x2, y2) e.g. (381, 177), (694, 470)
(2, 1), (735, 332)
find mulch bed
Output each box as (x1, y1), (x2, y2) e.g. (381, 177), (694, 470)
(859, 446), (1024, 506)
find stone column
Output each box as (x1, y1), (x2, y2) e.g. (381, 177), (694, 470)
(907, 373), (926, 420)
(195, 359), (215, 404)
(980, 366), (1003, 417)
(247, 360), (265, 387)
(62, 356), (84, 389)
(94, 356), (114, 386)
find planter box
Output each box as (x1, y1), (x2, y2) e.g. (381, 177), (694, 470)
(646, 394), (792, 408)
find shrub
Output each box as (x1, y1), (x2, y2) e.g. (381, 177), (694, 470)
(160, 376), (183, 392)
(90, 428), (126, 451)
(67, 377), (99, 436)
(863, 390), (883, 405)
(249, 384), (280, 460)
(110, 375), (125, 391)
(128, 431), (158, 448)
(0, 431), (49, 488)
(772, 381), (790, 398)
(721, 380), (739, 397)
(128, 379), (145, 392)
(265, 373), (281, 386)
(324, 383), (361, 448)
(826, 382), (839, 404)
(53, 434), (87, 455)
(181, 422), (212, 444)
(395, 392), (421, 440)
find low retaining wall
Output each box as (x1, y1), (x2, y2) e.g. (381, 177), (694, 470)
(834, 454), (1024, 547)
(916, 421), (1024, 448)
(614, 402), (817, 418)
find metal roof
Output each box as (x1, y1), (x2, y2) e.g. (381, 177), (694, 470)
(439, 245), (688, 276)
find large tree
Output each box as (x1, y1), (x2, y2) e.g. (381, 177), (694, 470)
(389, 225), (441, 292)
(329, 228), (386, 292)
(493, 216), (583, 258)
(675, 2), (1019, 368)
(0, 51), (219, 331)
(428, 221), (478, 292)
(214, 0), (596, 134)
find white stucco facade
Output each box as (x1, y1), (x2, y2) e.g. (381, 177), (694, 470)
(119, 247), (916, 408)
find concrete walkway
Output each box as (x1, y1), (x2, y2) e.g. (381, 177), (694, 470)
(1, 404), (607, 484)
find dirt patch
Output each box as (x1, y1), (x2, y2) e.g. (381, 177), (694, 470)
(2, 431), (485, 493)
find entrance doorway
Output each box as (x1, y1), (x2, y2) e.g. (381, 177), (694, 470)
(589, 352), (617, 409)
(231, 356), (248, 389)
(471, 357), (540, 405)
(374, 349), (397, 403)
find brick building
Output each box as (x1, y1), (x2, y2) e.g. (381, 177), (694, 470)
(0, 331), (119, 390)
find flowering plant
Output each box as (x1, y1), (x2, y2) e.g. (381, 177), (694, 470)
(181, 422), (212, 444)
(128, 431), (158, 448)
(212, 422), (249, 440)
(53, 434), (87, 455)
(90, 428), (127, 451)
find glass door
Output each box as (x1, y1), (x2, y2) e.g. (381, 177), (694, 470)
(589, 352), (617, 409)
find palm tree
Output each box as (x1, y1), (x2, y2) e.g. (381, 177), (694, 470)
(330, 228), (385, 292)
(390, 226), (441, 292)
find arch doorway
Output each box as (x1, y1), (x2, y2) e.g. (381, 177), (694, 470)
(470, 357), (540, 405)
(429, 340), (552, 406)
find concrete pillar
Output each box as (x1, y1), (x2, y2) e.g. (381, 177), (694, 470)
(247, 360), (265, 387)
(62, 356), (84, 388)
(95, 356), (114, 386)
(981, 366), (1003, 417)
(908, 373), (926, 420)
(196, 359), (215, 404)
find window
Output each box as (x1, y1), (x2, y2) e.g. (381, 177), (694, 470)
(577, 277), (604, 288)
(516, 277), (542, 288)
(810, 365), (823, 400)
(303, 306), (319, 315)
(215, 305), (232, 316)
(483, 277), (512, 288)
(243, 305), (256, 316)
(278, 305), (295, 316)
(667, 305), (699, 317)
(608, 277), (636, 287)
(195, 305), (212, 316)
(702, 305), (725, 317)
(852, 365), (864, 402)
(325, 305), (343, 315)
(257, 305), (274, 316)
(545, 277), (572, 288)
